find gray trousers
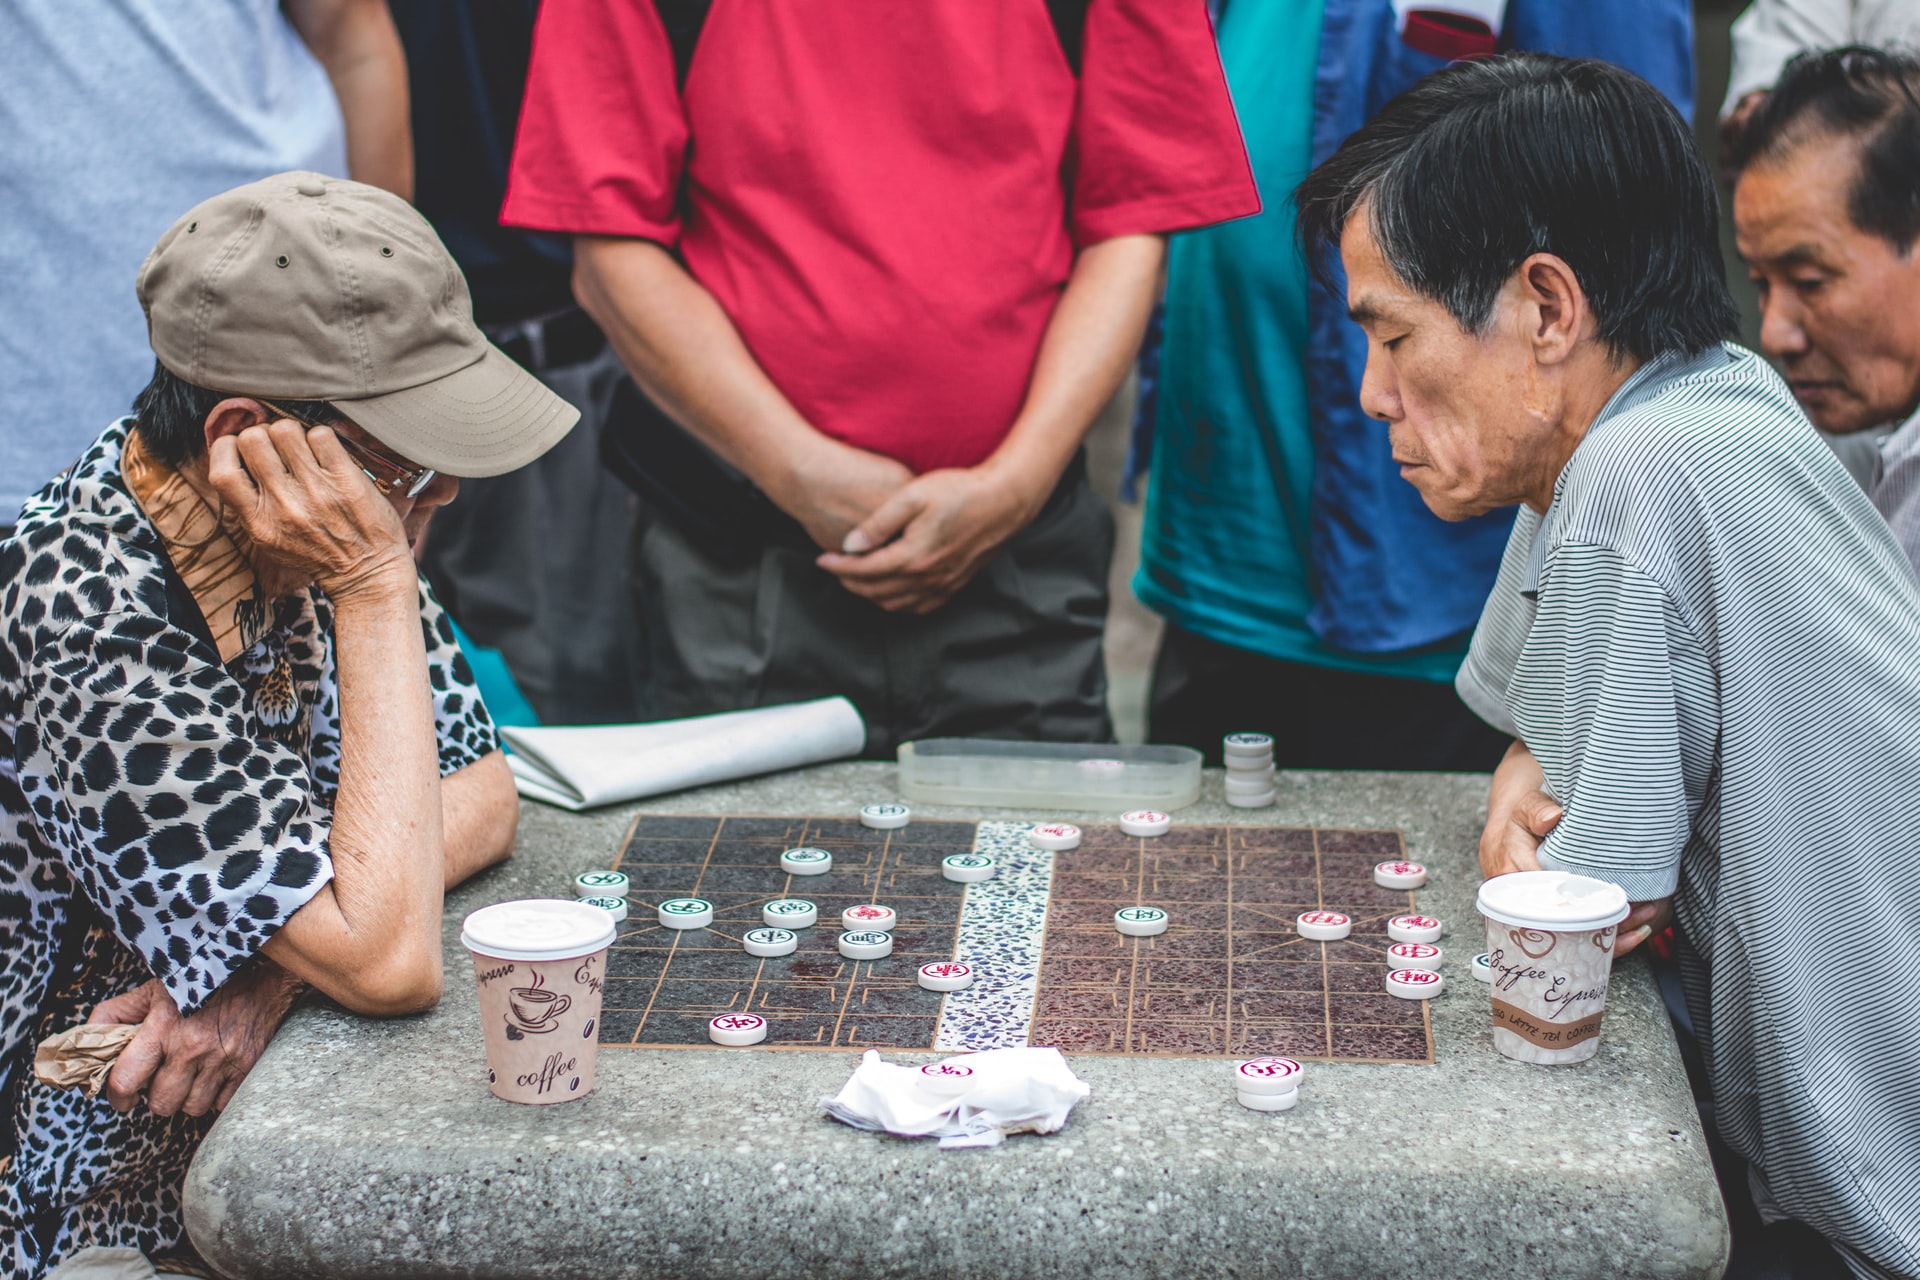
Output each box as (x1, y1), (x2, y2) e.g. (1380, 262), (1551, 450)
(421, 346), (637, 724)
(629, 460), (1115, 758)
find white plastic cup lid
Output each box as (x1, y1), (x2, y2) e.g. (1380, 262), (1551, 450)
(1476, 870), (1631, 932)
(461, 898), (618, 962)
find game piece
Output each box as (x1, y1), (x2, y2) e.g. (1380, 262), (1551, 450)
(1226, 788), (1276, 808)
(1295, 910), (1352, 941)
(838, 929), (893, 959)
(915, 1061), (978, 1096)
(917, 961), (974, 992)
(574, 869), (628, 899)
(1236, 1089), (1299, 1112)
(1114, 906), (1171, 937)
(1233, 1057), (1303, 1095)
(1386, 967), (1445, 999)
(780, 847), (833, 876)
(941, 853), (996, 883)
(743, 927), (799, 958)
(1119, 809), (1171, 837)
(1386, 942), (1443, 971)
(841, 904), (897, 931)
(1387, 913), (1443, 944)
(1472, 952), (1493, 983)
(658, 898), (714, 929)
(708, 1012), (769, 1046)
(1222, 732), (1273, 759)
(1373, 860), (1428, 889)
(1223, 771), (1276, 794)
(1028, 822), (1082, 851)
(580, 895), (628, 923)
(762, 899), (818, 928)
(859, 803), (911, 830)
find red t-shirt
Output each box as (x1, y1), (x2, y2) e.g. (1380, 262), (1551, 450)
(503, 0), (1258, 474)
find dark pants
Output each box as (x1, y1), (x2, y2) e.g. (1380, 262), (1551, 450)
(628, 458), (1115, 758)
(1148, 622), (1510, 770)
(420, 345), (638, 725)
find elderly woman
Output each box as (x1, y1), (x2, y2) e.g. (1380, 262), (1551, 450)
(0, 173), (576, 1276)
(1297, 56), (1920, 1280)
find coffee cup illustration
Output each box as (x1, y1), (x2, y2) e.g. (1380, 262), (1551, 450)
(507, 976), (571, 1032)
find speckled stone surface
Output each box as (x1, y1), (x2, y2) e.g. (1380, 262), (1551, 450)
(185, 765), (1730, 1279)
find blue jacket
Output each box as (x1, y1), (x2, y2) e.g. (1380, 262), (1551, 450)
(1303, 0), (1696, 653)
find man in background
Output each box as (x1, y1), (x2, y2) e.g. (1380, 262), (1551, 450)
(393, 1), (636, 725)
(1731, 46), (1920, 572)
(1134, 0), (1695, 768)
(503, 0), (1259, 755)
(0, 0), (411, 529)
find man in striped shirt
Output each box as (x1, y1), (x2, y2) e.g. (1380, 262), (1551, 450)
(1299, 54), (1920, 1280)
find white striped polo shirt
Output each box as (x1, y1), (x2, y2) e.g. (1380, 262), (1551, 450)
(1458, 343), (1920, 1280)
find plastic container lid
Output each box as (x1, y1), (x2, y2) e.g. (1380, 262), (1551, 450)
(1476, 870), (1630, 932)
(462, 898), (618, 962)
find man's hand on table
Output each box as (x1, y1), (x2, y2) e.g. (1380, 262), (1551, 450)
(88, 960), (305, 1117)
(1478, 737), (1671, 964)
(815, 462), (1048, 614)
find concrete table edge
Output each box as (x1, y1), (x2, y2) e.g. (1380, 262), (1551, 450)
(185, 763), (1731, 1280)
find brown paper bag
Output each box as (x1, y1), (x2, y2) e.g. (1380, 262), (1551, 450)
(35, 1023), (140, 1097)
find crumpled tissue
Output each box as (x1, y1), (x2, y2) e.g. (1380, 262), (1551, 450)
(821, 1046), (1090, 1149)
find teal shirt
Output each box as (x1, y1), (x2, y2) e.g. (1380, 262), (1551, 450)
(1133, 0), (1465, 683)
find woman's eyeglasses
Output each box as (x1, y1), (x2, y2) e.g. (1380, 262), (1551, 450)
(255, 400), (438, 498)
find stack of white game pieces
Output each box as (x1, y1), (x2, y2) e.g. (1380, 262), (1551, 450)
(1119, 809), (1171, 838)
(1222, 732), (1276, 808)
(708, 1012), (768, 1046)
(580, 895), (628, 922)
(1233, 1056), (1302, 1112)
(941, 853), (996, 883)
(1029, 822), (1082, 851)
(574, 869), (629, 899)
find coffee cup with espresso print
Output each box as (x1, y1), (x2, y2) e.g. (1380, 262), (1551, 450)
(461, 899), (616, 1104)
(1476, 871), (1631, 1066)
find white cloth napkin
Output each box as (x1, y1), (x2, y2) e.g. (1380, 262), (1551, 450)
(502, 697), (867, 811)
(821, 1047), (1091, 1150)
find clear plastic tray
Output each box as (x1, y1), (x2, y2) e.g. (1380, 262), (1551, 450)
(896, 739), (1203, 811)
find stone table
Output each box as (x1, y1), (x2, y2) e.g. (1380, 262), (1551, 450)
(184, 764), (1730, 1280)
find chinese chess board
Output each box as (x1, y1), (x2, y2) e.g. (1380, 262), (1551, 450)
(596, 815), (1433, 1063)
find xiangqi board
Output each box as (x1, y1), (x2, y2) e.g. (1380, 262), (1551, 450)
(594, 815), (1434, 1062)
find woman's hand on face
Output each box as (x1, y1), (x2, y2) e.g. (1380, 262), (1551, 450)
(206, 418), (414, 604)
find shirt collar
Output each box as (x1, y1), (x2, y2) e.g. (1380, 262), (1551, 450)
(120, 431), (270, 664)
(1520, 342), (1740, 599)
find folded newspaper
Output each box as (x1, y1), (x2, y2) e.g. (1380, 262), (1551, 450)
(502, 697), (867, 811)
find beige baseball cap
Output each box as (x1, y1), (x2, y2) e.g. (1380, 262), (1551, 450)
(137, 171), (578, 477)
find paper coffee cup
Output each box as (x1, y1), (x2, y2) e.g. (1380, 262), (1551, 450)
(461, 899), (617, 1104)
(1476, 871), (1630, 1066)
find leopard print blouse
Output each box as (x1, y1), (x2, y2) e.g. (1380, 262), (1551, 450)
(0, 421), (499, 1276)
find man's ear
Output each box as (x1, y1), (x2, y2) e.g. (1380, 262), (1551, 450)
(1518, 252), (1589, 367)
(201, 398), (273, 456)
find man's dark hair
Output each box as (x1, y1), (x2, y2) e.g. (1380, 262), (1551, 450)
(1725, 46), (1920, 254)
(1296, 54), (1738, 363)
(130, 361), (340, 468)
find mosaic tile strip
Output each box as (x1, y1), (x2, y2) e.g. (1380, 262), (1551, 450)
(932, 821), (1054, 1052)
